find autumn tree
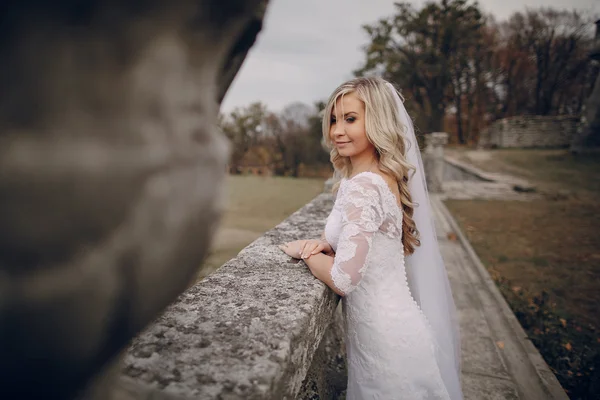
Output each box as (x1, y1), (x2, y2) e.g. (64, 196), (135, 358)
(495, 9), (597, 117)
(220, 100), (330, 177)
(446, 8), (487, 144)
(219, 102), (268, 173)
(267, 102), (329, 176)
(356, 0), (486, 138)
(356, 1), (598, 144)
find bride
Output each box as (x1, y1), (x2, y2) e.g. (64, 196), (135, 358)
(279, 77), (463, 399)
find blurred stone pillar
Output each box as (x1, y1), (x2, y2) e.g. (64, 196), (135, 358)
(571, 19), (600, 152)
(324, 169), (342, 193)
(324, 177), (336, 193)
(0, 1), (270, 399)
(424, 132), (449, 193)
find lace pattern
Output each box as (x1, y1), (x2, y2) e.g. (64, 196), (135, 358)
(324, 172), (451, 399)
(329, 174), (388, 295)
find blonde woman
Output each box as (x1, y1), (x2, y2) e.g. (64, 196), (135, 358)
(280, 77), (462, 399)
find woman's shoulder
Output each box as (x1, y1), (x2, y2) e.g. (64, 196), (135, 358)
(342, 171), (401, 210)
(345, 171), (395, 192)
(340, 172), (394, 204)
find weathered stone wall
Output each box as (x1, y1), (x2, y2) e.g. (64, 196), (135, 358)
(122, 192), (346, 399)
(479, 116), (579, 148)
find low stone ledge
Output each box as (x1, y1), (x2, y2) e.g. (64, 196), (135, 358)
(444, 155), (535, 191)
(444, 156), (497, 182)
(123, 193), (340, 399)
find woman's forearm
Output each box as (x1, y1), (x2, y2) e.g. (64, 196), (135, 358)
(304, 253), (344, 296)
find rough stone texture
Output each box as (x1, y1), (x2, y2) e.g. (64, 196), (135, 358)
(0, 1), (269, 399)
(479, 116), (579, 149)
(111, 377), (186, 400)
(123, 194), (341, 399)
(297, 305), (347, 400)
(423, 132), (449, 193)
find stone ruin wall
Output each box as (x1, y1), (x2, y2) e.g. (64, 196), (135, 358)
(479, 115), (579, 149)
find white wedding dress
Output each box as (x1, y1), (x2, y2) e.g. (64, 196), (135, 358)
(324, 172), (451, 400)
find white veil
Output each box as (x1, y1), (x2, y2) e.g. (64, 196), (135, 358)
(385, 82), (463, 400)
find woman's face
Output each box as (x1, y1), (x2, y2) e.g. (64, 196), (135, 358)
(329, 92), (374, 159)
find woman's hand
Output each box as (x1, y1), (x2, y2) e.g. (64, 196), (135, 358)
(279, 240), (305, 259)
(279, 239), (333, 260)
(300, 239), (333, 259)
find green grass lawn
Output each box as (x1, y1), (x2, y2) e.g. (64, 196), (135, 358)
(200, 175), (326, 277)
(444, 148), (600, 399)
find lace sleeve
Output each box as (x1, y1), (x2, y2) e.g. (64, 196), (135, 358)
(331, 175), (384, 295)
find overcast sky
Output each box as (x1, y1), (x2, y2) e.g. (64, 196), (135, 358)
(221, 0), (599, 113)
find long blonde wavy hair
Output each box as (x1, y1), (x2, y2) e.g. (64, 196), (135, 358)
(322, 77), (420, 255)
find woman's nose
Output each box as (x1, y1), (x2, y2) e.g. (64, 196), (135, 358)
(333, 122), (345, 135)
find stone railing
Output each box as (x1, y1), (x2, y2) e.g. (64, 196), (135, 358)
(121, 192), (346, 399)
(478, 115), (579, 148)
(118, 132), (452, 399)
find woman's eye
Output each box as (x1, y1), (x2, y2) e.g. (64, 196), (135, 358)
(330, 118), (337, 124)
(346, 117), (356, 123)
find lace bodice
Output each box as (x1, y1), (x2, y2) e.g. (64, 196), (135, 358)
(325, 172), (403, 294)
(324, 172), (451, 399)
